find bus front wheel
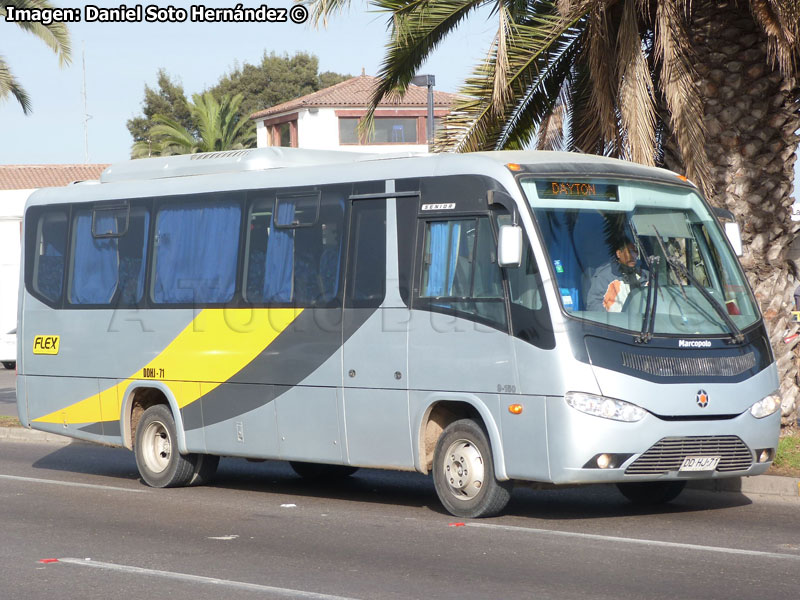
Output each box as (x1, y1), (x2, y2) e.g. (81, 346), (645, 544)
(432, 419), (512, 518)
(134, 405), (218, 488)
(616, 480), (686, 505)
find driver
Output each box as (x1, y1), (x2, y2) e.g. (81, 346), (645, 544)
(586, 239), (647, 312)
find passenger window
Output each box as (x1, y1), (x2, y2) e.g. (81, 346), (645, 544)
(419, 217), (506, 329)
(32, 210), (68, 303)
(345, 200), (386, 307)
(244, 187), (346, 307)
(68, 206), (149, 305)
(152, 199), (241, 304)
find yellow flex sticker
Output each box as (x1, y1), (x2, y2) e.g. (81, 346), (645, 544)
(33, 335), (60, 355)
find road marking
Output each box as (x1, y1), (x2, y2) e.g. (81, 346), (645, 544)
(0, 474), (146, 493)
(54, 558), (362, 600)
(468, 523), (800, 561)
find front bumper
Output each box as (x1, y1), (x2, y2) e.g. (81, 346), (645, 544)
(542, 395), (780, 484)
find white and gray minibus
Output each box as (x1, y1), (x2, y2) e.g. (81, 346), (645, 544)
(17, 148), (780, 517)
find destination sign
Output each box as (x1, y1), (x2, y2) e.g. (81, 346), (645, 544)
(535, 181), (619, 202)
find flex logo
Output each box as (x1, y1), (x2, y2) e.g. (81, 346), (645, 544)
(33, 335), (60, 355)
(696, 389), (709, 408)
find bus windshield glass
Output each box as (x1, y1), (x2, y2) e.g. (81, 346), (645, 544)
(520, 177), (759, 336)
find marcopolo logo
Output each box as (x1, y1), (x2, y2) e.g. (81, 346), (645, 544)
(678, 339), (712, 348)
(696, 389), (710, 408)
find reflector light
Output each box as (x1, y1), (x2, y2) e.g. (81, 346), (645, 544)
(508, 404), (523, 415)
(506, 163), (522, 172)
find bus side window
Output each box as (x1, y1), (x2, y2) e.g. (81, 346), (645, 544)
(152, 199), (241, 304)
(418, 216), (506, 329)
(245, 187), (346, 307)
(31, 210), (68, 304)
(68, 207), (149, 306)
(345, 200), (386, 308)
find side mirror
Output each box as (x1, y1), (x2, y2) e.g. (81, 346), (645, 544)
(724, 222), (743, 257)
(498, 225), (523, 267)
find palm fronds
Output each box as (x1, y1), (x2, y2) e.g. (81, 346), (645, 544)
(0, 0), (71, 114)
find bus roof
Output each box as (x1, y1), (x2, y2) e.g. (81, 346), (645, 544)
(98, 148), (692, 188)
(24, 149), (696, 210)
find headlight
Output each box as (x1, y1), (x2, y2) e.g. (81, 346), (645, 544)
(749, 394), (781, 419)
(565, 392), (646, 422)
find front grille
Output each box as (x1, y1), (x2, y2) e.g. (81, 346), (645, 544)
(625, 435), (753, 475)
(621, 352), (756, 377)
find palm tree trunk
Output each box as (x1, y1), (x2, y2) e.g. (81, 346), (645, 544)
(689, 1), (800, 425)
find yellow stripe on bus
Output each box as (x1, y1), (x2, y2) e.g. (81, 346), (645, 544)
(33, 308), (302, 425)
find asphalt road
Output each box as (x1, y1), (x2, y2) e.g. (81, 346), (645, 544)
(1, 439), (799, 600)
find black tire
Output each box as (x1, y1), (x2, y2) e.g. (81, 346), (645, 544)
(289, 461), (359, 479)
(2, 361), (14, 370)
(134, 405), (219, 488)
(432, 419), (512, 518)
(616, 480), (686, 505)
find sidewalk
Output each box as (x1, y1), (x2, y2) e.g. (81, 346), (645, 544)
(3, 422), (799, 502)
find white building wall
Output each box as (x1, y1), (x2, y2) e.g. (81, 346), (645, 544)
(258, 108), (430, 154)
(256, 120), (268, 148)
(0, 188), (32, 365)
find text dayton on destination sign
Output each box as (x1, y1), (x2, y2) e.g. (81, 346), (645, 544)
(3, 3), (302, 24)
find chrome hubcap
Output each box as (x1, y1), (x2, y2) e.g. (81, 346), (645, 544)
(443, 439), (484, 500)
(141, 420), (171, 474)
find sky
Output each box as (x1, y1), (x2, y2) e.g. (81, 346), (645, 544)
(0, 0), (494, 164)
(1, 0), (798, 198)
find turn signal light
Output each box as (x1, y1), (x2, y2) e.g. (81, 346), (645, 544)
(506, 163), (522, 172)
(508, 404), (523, 415)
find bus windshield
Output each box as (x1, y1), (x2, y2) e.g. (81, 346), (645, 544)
(520, 177), (759, 337)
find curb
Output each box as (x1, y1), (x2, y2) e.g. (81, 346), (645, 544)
(0, 425), (73, 445)
(2, 424), (799, 500)
(687, 475), (800, 499)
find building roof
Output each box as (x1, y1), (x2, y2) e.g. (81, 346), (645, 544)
(0, 164), (109, 190)
(250, 75), (459, 120)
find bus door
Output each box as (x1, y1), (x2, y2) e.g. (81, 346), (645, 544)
(341, 194), (414, 469)
(407, 194), (519, 417)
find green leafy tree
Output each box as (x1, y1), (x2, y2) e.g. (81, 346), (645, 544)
(129, 54), (349, 155)
(308, 0), (800, 423)
(0, 0), (71, 114)
(127, 69), (193, 150)
(208, 51), (350, 119)
(132, 92), (255, 157)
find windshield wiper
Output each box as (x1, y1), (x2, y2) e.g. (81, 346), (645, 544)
(627, 223), (659, 344)
(635, 255), (659, 344)
(652, 227), (745, 344)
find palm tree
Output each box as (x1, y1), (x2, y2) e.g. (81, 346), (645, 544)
(309, 0), (800, 423)
(132, 92), (256, 157)
(0, 0), (71, 114)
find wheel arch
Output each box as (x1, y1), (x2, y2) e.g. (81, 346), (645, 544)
(414, 393), (508, 480)
(120, 381), (187, 453)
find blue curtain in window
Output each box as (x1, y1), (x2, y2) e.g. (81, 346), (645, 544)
(70, 213), (118, 304)
(425, 221), (461, 296)
(153, 203), (240, 303)
(262, 201), (295, 302)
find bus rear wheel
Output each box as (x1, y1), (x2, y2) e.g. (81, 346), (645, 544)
(2, 361), (14, 370)
(134, 405), (218, 488)
(616, 481), (686, 505)
(432, 419), (512, 518)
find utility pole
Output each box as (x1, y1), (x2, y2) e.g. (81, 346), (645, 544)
(82, 42), (91, 163)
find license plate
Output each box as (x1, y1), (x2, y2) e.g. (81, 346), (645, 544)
(679, 456), (721, 472)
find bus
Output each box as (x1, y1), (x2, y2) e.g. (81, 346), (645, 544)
(16, 148), (780, 518)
